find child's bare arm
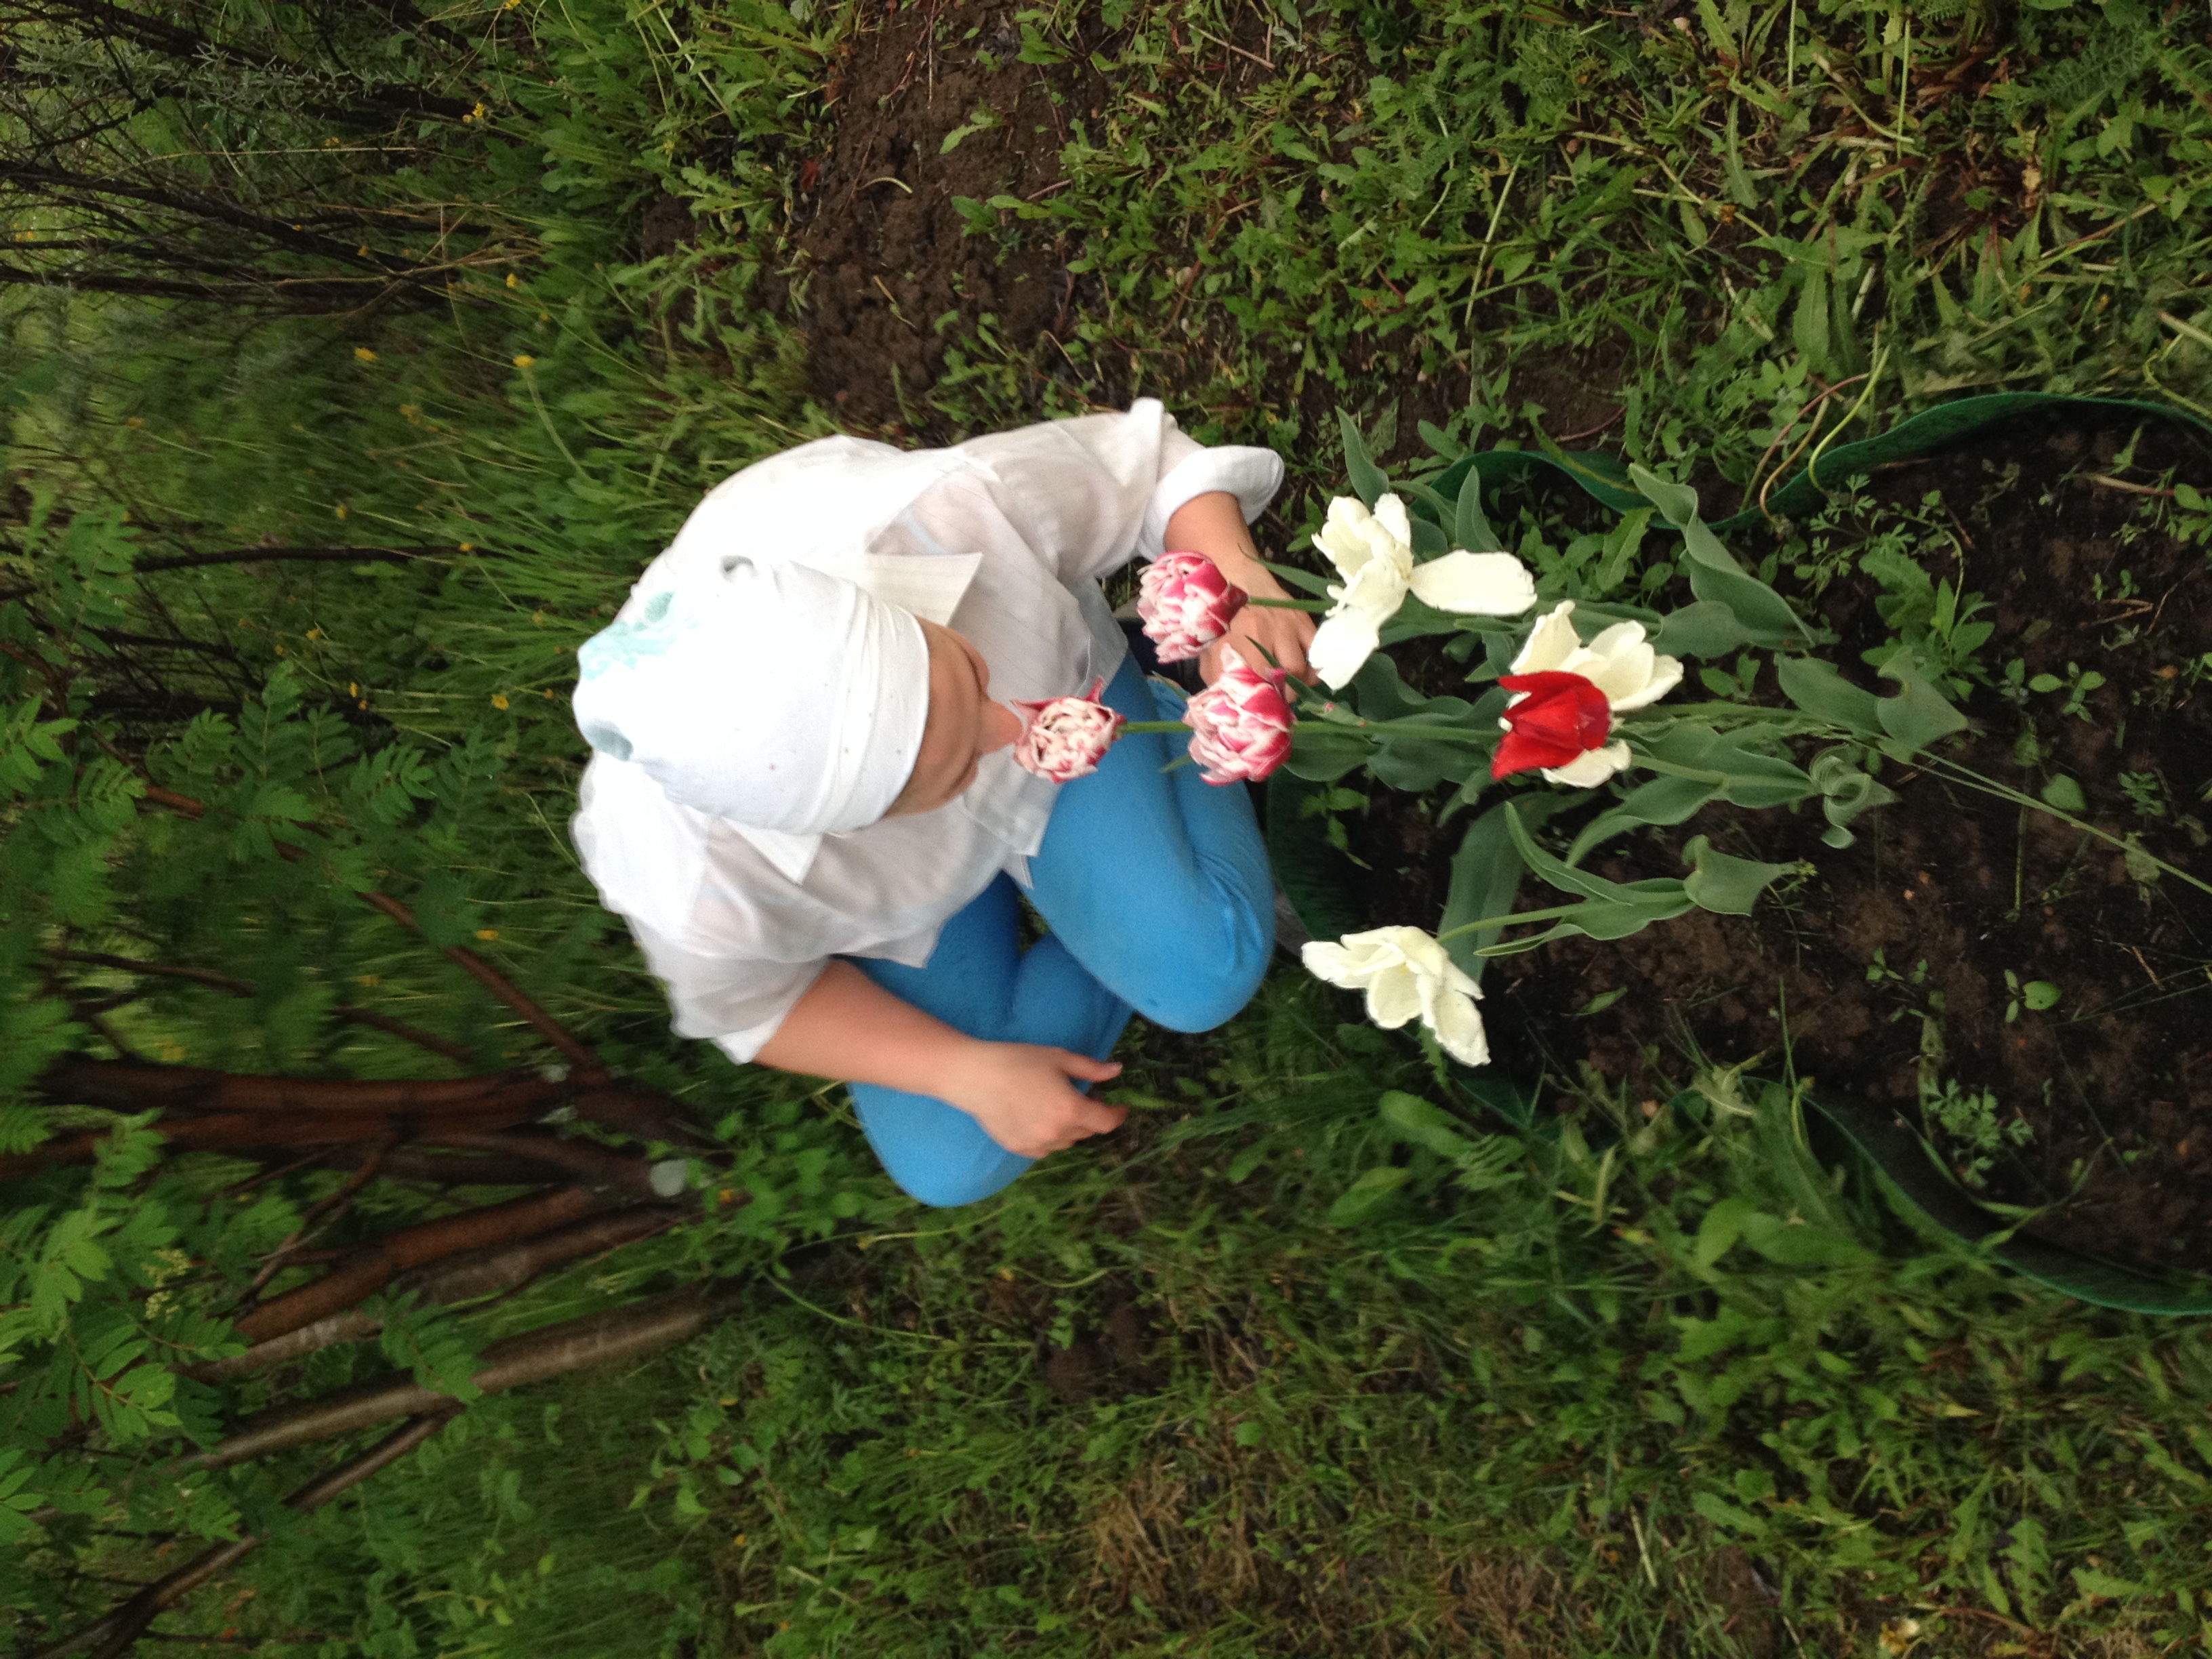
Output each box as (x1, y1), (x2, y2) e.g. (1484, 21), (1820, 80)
(1165, 490), (1317, 683)
(755, 961), (1127, 1158)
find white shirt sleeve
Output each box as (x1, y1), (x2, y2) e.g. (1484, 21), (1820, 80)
(624, 912), (826, 1063)
(949, 398), (1284, 582)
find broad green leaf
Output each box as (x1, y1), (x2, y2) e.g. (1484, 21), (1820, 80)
(1378, 1091), (1475, 1157)
(1682, 835), (1792, 915)
(1568, 775), (1721, 865)
(1650, 598), (1752, 659)
(1874, 651), (1969, 757)
(1336, 409), (1389, 507)
(2040, 774), (2087, 812)
(1776, 657), (1884, 737)
(1626, 462), (1700, 529)
(1324, 1164), (1411, 1225)
(1454, 464), (1498, 552)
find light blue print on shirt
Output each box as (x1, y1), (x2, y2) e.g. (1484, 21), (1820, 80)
(577, 590), (679, 682)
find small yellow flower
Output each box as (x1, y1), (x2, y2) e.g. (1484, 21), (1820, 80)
(506, 272), (520, 289)
(125, 416), (144, 428)
(354, 346), (377, 363)
(334, 504), (348, 519)
(512, 354), (535, 370)
(273, 644), (287, 657)
(458, 541), (475, 552)
(356, 245), (369, 257)
(718, 1188), (737, 1204)
(531, 609), (546, 626)
(357, 700), (369, 710)
(160, 1044), (186, 1063)
(541, 688), (554, 699)
(306, 627), (323, 640)
(399, 403), (420, 419)
(326, 136), (342, 147)
(358, 975), (381, 987)
(491, 693), (510, 710)
(475, 927), (499, 941)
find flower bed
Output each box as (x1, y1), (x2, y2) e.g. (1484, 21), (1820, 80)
(1277, 409), (2212, 1282)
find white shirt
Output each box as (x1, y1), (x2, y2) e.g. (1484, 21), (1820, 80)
(569, 401), (1284, 1062)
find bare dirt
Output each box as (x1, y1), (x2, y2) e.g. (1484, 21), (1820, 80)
(1330, 412), (2212, 1279)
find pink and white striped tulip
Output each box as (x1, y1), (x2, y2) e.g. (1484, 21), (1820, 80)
(1011, 679), (1126, 782)
(1137, 550), (1250, 664)
(1183, 649), (1294, 785)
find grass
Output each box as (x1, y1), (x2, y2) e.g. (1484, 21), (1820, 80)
(9, 0), (2212, 1652)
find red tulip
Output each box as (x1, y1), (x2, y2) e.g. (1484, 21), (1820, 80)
(1012, 679), (1126, 782)
(1184, 650), (1294, 785)
(1491, 670), (1613, 780)
(1138, 550), (1248, 664)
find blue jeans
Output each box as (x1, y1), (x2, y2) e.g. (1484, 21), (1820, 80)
(847, 655), (1275, 1206)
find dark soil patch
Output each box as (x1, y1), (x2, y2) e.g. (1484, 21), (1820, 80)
(1327, 411), (2212, 1279)
(783, 1), (1111, 436)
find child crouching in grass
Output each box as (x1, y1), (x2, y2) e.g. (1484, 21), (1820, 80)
(570, 402), (1314, 1206)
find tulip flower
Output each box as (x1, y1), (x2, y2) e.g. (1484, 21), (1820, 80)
(1307, 493), (1538, 689)
(1011, 680), (1126, 782)
(1139, 550), (1248, 664)
(1183, 649), (1294, 785)
(1492, 600), (1683, 787)
(1301, 925), (1490, 1066)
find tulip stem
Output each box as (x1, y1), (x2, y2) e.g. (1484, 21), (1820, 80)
(1630, 755), (1735, 785)
(1120, 720), (1193, 735)
(1244, 596), (1334, 612)
(1435, 901), (1591, 945)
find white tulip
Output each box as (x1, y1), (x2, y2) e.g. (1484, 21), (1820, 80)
(1301, 925), (1491, 1067)
(1307, 494), (1537, 688)
(1501, 599), (1683, 787)
(1508, 599), (1683, 712)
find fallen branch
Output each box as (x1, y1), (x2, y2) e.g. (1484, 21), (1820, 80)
(186, 1206), (678, 1382)
(234, 1186), (599, 1345)
(187, 1282), (739, 1472)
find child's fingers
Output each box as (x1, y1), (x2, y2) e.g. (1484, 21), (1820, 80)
(1059, 1052), (1124, 1083)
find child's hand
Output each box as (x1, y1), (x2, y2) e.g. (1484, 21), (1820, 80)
(940, 1040), (1127, 1158)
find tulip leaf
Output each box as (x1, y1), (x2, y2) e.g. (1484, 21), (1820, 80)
(1775, 655), (1885, 739)
(1439, 796), (1564, 978)
(1336, 409), (1390, 508)
(1490, 802), (1697, 949)
(1808, 747), (1898, 848)
(1284, 720), (1373, 783)
(1566, 774), (1721, 865)
(1407, 515), (1450, 558)
(1626, 462), (1701, 530)
(1872, 649), (1969, 758)
(1682, 834), (1793, 915)
(1257, 558), (1335, 599)
(1650, 598), (1754, 660)
(1643, 724), (1814, 808)
(1368, 709), (1484, 792)
(1628, 462), (1809, 648)
(1454, 464), (1500, 553)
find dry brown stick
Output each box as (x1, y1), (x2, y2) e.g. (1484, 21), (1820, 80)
(234, 1186), (599, 1345)
(134, 783), (605, 1079)
(186, 1282), (740, 1473)
(242, 1129), (403, 1295)
(35, 1412), (457, 1659)
(0, 1113), (400, 1183)
(40, 1057), (550, 1115)
(186, 1207), (680, 1383)
(419, 1129), (674, 1199)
